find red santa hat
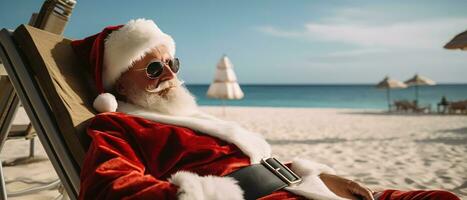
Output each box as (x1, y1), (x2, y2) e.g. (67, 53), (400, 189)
(71, 18), (175, 113)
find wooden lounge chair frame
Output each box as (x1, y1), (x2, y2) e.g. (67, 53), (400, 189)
(393, 100), (431, 113)
(0, 1), (77, 199)
(447, 100), (467, 114)
(0, 25), (94, 199)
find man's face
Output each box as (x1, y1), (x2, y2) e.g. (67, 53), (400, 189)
(120, 45), (174, 94)
(116, 45), (198, 115)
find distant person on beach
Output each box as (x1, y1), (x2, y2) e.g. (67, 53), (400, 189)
(71, 19), (460, 200)
(438, 96), (450, 113)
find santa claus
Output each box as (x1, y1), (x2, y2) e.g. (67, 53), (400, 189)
(71, 19), (460, 200)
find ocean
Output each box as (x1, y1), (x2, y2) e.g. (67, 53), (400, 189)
(186, 84), (467, 109)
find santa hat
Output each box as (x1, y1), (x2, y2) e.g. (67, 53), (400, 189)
(71, 18), (176, 113)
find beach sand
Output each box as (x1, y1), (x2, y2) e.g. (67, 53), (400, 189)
(1, 106), (466, 199)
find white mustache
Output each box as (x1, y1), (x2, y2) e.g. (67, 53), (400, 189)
(146, 79), (185, 93)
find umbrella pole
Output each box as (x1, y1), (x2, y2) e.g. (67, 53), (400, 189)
(387, 88), (391, 112)
(415, 85), (419, 106)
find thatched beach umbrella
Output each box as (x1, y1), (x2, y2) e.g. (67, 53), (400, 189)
(376, 76), (407, 111)
(404, 74), (436, 105)
(444, 30), (467, 50)
(207, 55), (244, 115)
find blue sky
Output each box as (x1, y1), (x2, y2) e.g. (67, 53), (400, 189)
(1, 0), (467, 84)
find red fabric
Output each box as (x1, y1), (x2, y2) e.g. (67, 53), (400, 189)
(70, 25), (123, 93)
(79, 112), (303, 200)
(378, 190), (460, 200)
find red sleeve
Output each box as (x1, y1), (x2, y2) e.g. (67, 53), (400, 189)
(78, 114), (178, 200)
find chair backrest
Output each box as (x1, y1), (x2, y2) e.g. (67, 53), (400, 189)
(0, 0), (75, 144)
(0, 24), (96, 199)
(14, 24), (96, 165)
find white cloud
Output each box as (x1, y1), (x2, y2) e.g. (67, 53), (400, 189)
(255, 26), (303, 38)
(254, 7), (467, 83)
(326, 48), (388, 57)
(257, 18), (467, 49)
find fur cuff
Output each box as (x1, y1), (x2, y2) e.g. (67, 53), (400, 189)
(285, 158), (345, 200)
(290, 158), (336, 176)
(168, 171), (244, 200)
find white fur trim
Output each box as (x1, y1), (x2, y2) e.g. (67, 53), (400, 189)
(285, 159), (345, 200)
(290, 158), (336, 176)
(93, 93), (118, 113)
(103, 18), (175, 90)
(117, 101), (271, 164)
(169, 171), (244, 200)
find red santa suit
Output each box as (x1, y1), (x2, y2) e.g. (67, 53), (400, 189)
(79, 101), (343, 200)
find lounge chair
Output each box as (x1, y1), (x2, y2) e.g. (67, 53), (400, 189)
(393, 100), (431, 113)
(0, 0), (76, 169)
(447, 100), (467, 114)
(0, 24), (94, 199)
(393, 100), (408, 112)
(0, 0), (77, 198)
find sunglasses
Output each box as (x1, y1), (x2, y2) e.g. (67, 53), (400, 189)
(137, 58), (180, 79)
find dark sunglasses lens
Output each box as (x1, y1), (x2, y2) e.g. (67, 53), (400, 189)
(169, 58), (180, 73)
(147, 62), (163, 78)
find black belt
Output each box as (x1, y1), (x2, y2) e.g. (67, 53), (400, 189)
(227, 157), (302, 200)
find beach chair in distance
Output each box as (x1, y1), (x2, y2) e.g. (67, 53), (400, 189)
(408, 101), (431, 113)
(448, 100), (467, 114)
(393, 100), (431, 113)
(0, 24), (95, 199)
(393, 100), (402, 112)
(393, 100), (411, 112)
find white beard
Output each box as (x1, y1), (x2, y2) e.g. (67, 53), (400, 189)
(125, 78), (199, 116)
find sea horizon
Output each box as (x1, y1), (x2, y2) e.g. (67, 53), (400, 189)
(186, 84), (467, 109)
(187, 83), (467, 86)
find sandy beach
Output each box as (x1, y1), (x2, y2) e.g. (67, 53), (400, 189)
(1, 106), (466, 199)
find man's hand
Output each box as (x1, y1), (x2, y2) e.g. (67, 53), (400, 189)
(319, 173), (375, 200)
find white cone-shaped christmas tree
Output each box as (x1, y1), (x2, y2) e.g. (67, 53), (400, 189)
(207, 55), (244, 99)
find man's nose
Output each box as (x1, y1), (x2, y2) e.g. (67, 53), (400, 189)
(158, 65), (174, 83)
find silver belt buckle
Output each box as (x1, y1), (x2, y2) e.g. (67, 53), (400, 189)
(261, 157), (302, 185)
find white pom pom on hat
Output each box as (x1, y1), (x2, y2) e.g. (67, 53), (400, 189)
(93, 93), (118, 113)
(70, 19), (175, 113)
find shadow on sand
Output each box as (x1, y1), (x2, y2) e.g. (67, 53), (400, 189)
(413, 126), (467, 145)
(440, 127), (467, 134)
(415, 137), (467, 145)
(267, 137), (402, 145)
(453, 180), (467, 196)
(341, 111), (467, 117)
(267, 138), (346, 145)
